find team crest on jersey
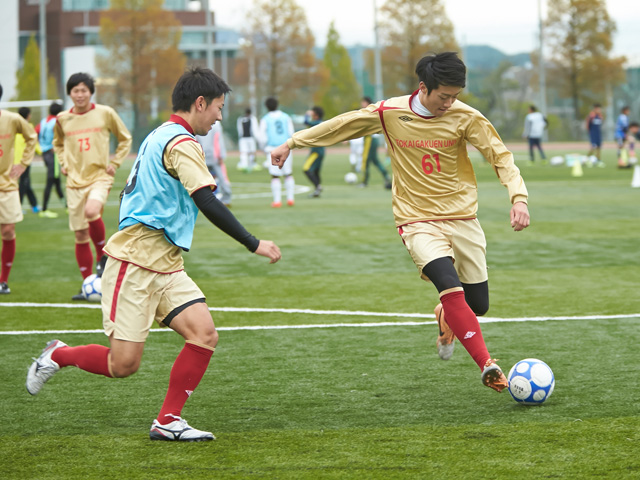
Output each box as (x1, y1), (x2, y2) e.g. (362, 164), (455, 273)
(398, 115), (413, 122)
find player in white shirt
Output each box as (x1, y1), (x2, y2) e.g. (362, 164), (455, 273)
(522, 105), (547, 164)
(259, 97), (295, 207)
(236, 108), (259, 172)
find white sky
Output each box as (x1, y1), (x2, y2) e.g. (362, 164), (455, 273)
(209, 0), (640, 65)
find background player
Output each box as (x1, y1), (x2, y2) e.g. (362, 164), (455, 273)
(585, 103), (604, 166)
(302, 106), (325, 198)
(53, 72), (132, 299)
(259, 97), (295, 207)
(271, 52), (530, 393)
(13, 107), (41, 214)
(0, 83), (38, 294)
(26, 67), (282, 442)
(615, 106), (631, 168)
(236, 107), (259, 172)
(197, 120), (232, 206)
(38, 102), (65, 217)
(522, 105), (547, 165)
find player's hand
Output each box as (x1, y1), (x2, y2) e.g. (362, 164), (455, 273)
(106, 164), (117, 176)
(510, 202), (530, 231)
(271, 143), (290, 169)
(255, 240), (282, 264)
(60, 165), (68, 176)
(9, 164), (26, 179)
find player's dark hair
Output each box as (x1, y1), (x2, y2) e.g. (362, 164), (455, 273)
(311, 106), (324, 119)
(593, 103), (601, 108)
(0, 82), (3, 101)
(49, 102), (63, 116)
(622, 106), (630, 113)
(66, 72), (95, 95)
(265, 97), (278, 112)
(245, 108), (251, 115)
(171, 66), (231, 113)
(362, 96), (373, 105)
(529, 105), (537, 112)
(18, 106), (31, 119)
(630, 121), (639, 129)
(415, 52), (466, 94)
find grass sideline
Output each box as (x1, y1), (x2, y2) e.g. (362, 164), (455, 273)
(2, 144), (640, 479)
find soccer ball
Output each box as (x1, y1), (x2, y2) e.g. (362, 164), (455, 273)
(344, 172), (358, 184)
(508, 358), (555, 405)
(82, 274), (102, 302)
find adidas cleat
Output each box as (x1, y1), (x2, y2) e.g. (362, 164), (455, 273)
(26, 339), (67, 395)
(435, 303), (455, 360)
(481, 359), (508, 392)
(150, 416), (215, 442)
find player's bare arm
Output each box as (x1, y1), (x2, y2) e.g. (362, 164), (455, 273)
(271, 142), (291, 168)
(510, 201), (530, 231)
(254, 240), (282, 264)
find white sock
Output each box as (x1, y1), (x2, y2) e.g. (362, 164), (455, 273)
(284, 175), (295, 202)
(271, 178), (282, 203)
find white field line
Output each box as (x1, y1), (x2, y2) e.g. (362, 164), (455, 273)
(0, 302), (638, 335)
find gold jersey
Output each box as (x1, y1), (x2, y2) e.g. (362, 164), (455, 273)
(0, 110), (37, 192)
(53, 103), (132, 188)
(104, 127), (216, 273)
(288, 92), (528, 226)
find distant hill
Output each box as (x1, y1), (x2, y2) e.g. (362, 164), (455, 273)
(462, 45), (531, 70)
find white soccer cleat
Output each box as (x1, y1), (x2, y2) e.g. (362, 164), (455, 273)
(149, 415), (215, 442)
(26, 339), (67, 395)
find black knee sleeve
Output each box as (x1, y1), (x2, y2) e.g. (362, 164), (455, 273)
(422, 257), (461, 293)
(462, 281), (489, 316)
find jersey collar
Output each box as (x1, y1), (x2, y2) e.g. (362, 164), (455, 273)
(170, 114), (195, 135)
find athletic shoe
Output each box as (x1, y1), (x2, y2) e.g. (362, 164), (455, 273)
(0, 282), (10, 294)
(32, 206), (41, 213)
(39, 210), (59, 219)
(72, 289), (87, 301)
(96, 255), (108, 277)
(271, 201), (282, 208)
(150, 416), (215, 442)
(481, 359), (508, 393)
(26, 339), (67, 395)
(287, 199), (295, 207)
(434, 303), (455, 361)
(309, 186), (322, 198)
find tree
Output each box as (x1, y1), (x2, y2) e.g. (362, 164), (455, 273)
(378, 0), (459, 97)
(545, 0), (625, 126)
(316, 22), (361, 119)
(13, 34), (59, 118)
(99, 0), (186, 140)
(246, 0), (323, 112)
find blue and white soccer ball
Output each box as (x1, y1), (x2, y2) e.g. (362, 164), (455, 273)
(507, 358), (555, 405)
(81, 274), (102, 302)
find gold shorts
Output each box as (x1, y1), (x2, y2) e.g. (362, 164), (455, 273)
(0, 190), (23, 224)
(66, 178), (113, 231)
(101, 257), (206, 342)
(398, 219), (488, 284)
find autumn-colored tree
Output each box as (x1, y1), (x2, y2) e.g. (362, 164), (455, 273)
(13, 34), (59, 119)
(99, 0), (186, 138)
(315, 22), (361, 119)
(246, 0), (323, 113)
(378, 0), (459, 97)
(545, 0), (625, 123)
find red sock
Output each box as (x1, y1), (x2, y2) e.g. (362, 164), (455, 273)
(75, 241), (94, 279)
(440, 290), (491, 370)
(88, 217), (106, 258)
(156, 342), (214, 424)
(51, 344), (112, 377)
(1, 238), (16, 283)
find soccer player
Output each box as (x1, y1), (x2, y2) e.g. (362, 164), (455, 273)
(585, 103), (604, 166)
(26, 67), (282, 441)
(302, 106), (325, 198)
(259, 97), (295, 207)
(271, 52), (530, 392)
(38, 102), (65, 217)
(236, 107), (259, 171)
(53, 72), (132, 299)
(13, 107), (41, 214)
(615, 106), (631, 168)
(522, 105), (547, 165)
(0, 84), (38, 294)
